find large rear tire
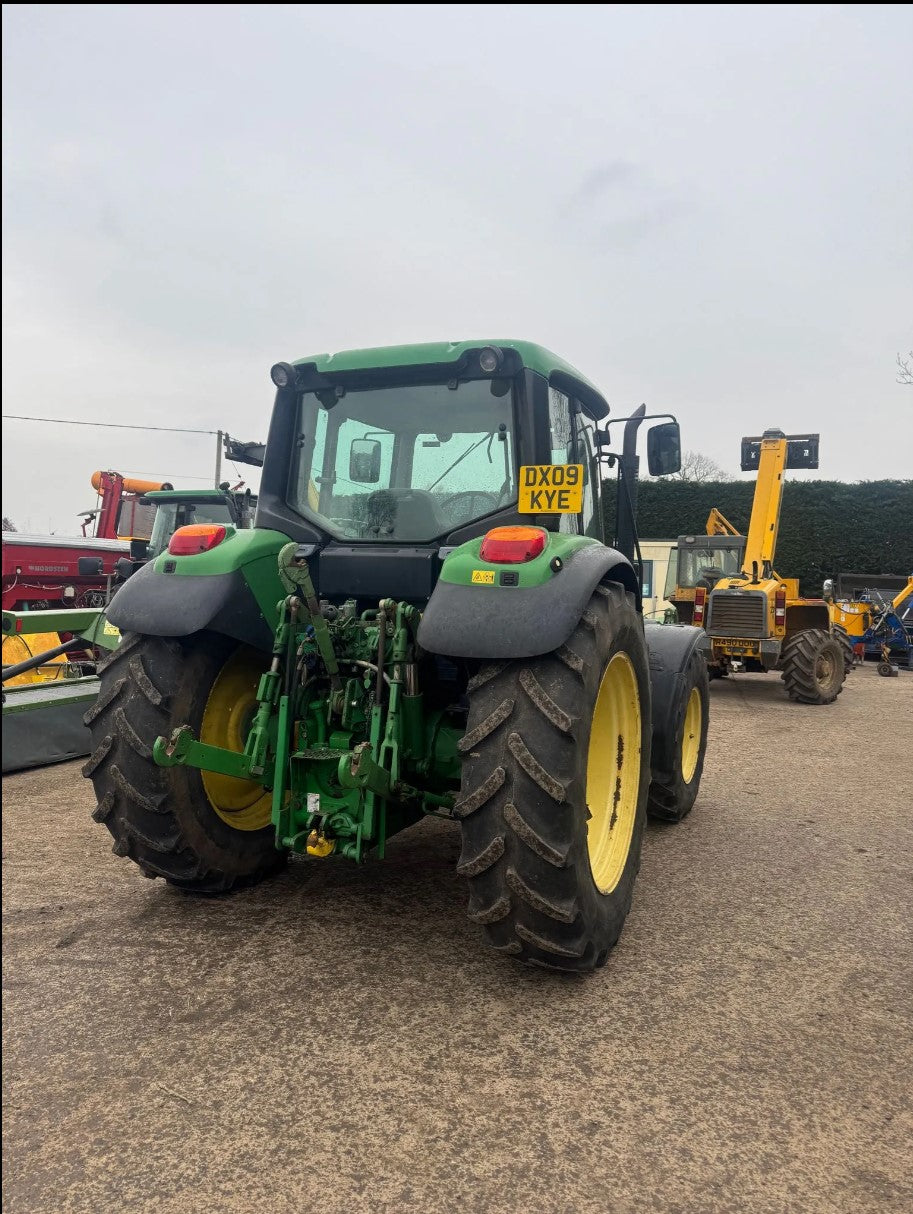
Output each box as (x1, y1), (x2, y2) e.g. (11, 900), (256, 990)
(83, 632), (284, 892)
(647, 647), (709, 823)
(832, 624), (854, 678)
(455, 583), (651, 972)
(780, 628), (845, 705)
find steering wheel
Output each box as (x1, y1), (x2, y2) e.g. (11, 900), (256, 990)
(441, 491), (502, 522)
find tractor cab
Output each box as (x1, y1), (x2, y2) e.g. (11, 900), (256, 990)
(254, 342), (682, 606)
(141, 488), (256, 560)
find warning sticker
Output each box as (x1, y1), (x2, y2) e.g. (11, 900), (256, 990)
(103, 621), (121, 638)
(471, 569), (496, 584)
(518, 465), (584, 514)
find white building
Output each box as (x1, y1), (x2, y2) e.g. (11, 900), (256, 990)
(638, 539), (678, 621)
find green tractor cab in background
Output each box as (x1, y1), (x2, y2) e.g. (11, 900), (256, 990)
(85, 340), (709, 972)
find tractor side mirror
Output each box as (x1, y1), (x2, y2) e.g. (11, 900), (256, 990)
(349, 439), (382, 484)
(130, 539), (149, 561)
(647, 422), (681, 476)
(115, 557), (135, 581)
(77, 556), (104, 576)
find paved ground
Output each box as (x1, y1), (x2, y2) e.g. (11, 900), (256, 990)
(3, 662), (912, 1214)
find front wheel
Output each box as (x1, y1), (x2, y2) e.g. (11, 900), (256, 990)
(780, 628), (845, 705)
(83, 632), (285, 891)
(455, 583), (651, 972)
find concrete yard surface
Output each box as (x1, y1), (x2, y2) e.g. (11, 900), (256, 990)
(3, 662), (912, 1214)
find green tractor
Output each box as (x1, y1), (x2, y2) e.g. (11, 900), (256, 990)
(84, 341), (709, 972)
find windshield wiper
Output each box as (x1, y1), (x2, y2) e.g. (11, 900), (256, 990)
(426, 433), (494, 491)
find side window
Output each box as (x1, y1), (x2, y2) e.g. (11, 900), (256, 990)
(641, 559), (654, 599)
(548, 387), (578, 535)
(574, 410), (599, 538)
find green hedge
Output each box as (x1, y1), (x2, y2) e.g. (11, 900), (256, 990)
(603, 479), (913, 595)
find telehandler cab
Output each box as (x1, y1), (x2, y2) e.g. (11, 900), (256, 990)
(84, 341), (709, 971)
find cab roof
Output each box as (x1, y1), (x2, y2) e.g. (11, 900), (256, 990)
(291, 340), (609, 419)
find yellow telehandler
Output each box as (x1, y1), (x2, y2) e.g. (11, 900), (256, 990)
(668, 430), (851, 703)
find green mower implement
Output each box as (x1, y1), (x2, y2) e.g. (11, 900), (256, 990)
(84, 341), (710, 971)
(3, 607), (120, 773)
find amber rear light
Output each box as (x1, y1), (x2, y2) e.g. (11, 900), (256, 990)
(168, 524), (227, 556)
(479, 526), (547, 564)
(693, 586), (707, 626)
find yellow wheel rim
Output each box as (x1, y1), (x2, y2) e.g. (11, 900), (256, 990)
(681, 686), (702, 785)
(199, 647), (272, 832)
(586, 652), (642, 894)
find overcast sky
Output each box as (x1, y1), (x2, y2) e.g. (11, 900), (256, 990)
(3, 3), (912, 534)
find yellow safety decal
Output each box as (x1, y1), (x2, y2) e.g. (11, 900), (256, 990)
(103, 621), (121, 638)
(471, 570), (496, 584)
(518, 465), (584, 514)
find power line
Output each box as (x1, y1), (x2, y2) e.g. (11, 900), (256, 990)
(119, 470), (215, 481)
(2, 414), (219, 436)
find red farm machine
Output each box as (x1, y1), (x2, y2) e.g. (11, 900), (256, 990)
(1, 471), (170, 612)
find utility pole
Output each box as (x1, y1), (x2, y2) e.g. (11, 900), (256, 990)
(214, 430), (223, 488)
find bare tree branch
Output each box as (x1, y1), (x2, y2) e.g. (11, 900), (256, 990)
(667, 451), (734, 482)
(2, 516), (17, 532)
(897, 351), (913, 386)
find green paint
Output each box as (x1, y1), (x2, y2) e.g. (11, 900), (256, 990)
(149, 526), (291, 631)
(292, 339), (607, 410)
(143, 489), (237, 503)
(2, 606), (121, 652)
(153, 562), (463, 861)
(151, 527), (289, 577)
(139, 342), (633, 868)
(438, 531), (601, 589)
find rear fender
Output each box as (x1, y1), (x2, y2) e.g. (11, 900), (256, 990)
(105, 529), (289, 653)
(643, 621), (706, 779)
(417, 533), (640, 660)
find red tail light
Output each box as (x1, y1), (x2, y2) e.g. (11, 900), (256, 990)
(774, 586), (787, 626)
(693, 587), (707, 626)
(168, 524), (227, 556)
(479, 526), (547, 564)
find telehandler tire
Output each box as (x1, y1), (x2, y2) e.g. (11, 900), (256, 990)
(831, 624), (854, 677)
(84, 632), (284, 892)
(455, 583), (651, 972)
(647, 646), (709, 823)
(780, 628), (845, 705)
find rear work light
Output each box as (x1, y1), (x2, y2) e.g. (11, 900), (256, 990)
(168, 524), (227, 556)
(479, 526), (547, 564)
(693, 586), (707, 626)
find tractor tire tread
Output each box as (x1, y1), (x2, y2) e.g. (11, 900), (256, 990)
(646, 647), (710, 823)
(519, 669), (574, 733)
(85, 632), (283, 893)
(781, 628), (845, 704)
(457, 583), (650, 972)
(455, 834), (505, 877)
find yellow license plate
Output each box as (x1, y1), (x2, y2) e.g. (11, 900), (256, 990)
(518, 464), (584, 514)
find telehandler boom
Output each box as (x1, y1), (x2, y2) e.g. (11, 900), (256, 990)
(673, 430), (851, 702)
